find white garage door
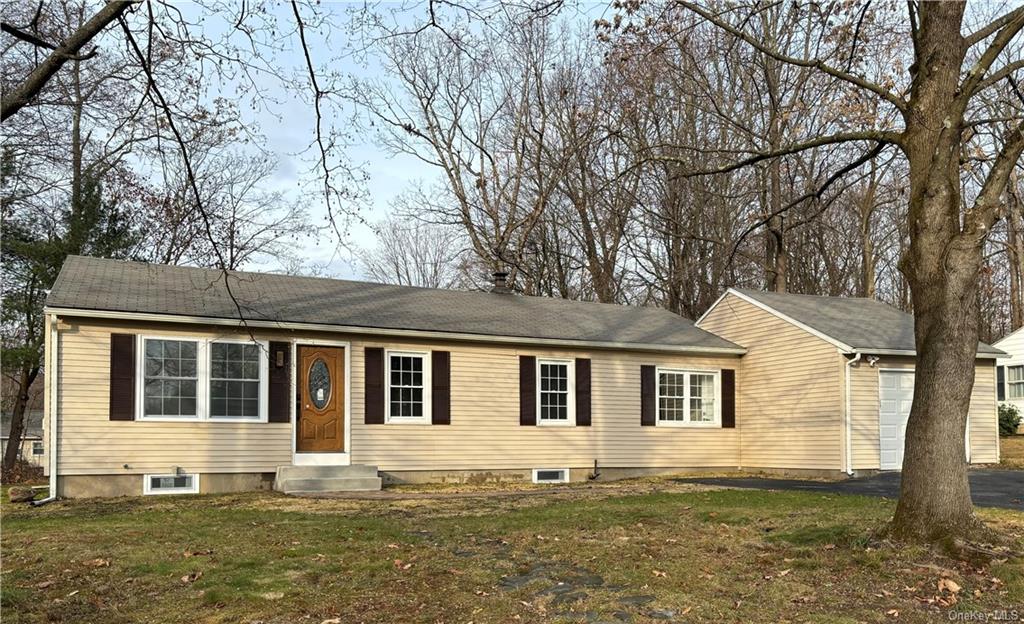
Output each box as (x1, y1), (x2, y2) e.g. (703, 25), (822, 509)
(879, 370), (914, 470)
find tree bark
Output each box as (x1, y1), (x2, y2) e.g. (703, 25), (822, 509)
(1, 1), (133, 121)
(2, 366), (40, 477)
(890, 1), (995, 542)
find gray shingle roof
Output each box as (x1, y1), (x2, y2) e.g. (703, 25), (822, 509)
(46, 256), (743, 353)
(731, 288), (1003, 355)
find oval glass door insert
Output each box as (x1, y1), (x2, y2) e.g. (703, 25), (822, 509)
(308, 358), (331, 409)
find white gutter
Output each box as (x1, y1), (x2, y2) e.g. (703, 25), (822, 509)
(43, 306), (748, 356)
(33, 313), (59, 506)
(843, 352), (862, 476)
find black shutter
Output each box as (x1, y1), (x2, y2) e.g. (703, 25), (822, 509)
(432, 351), (451, 425)
(365, 347), (385, 424)
(575, 358), (591, 426)
(520, 355), (536, 426)
(997, 366), (1006, 402)
(109, 334), (136, 421)
(640, 365), (655, 426)
(721, 369), (736, 428)
(268, 341), (291, 423)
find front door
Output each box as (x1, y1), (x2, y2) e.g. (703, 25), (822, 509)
(297, 345), (345, 452)
(878, 370), (914, 470)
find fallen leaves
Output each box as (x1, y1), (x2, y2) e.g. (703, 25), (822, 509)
(393, 559), (413, 570)
(651, 569), (667, 578)
(183, 549), (213, 559)
(180, 571), (203, 584)
(83, 558), (110, 568)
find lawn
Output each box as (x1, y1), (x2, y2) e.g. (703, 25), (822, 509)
(2, 480), (1022, 624)
(1001, 435), (1024, 470)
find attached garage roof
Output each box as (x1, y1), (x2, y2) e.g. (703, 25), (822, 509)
(713, 288), (1003, 357)
(46, 256), (744, 353)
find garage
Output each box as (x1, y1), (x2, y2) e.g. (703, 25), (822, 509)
(879, 370), (914, 470)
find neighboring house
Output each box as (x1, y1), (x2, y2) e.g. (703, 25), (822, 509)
(1, 409), (46, 467)
(993, 326), (1024, 432)
(42, 257), (1002, 498)
(696, 289), (1002, 474)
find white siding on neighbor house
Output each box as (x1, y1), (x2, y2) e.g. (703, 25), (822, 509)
(848, 357), (999, 468)
(696, 293), (844, 471)
(994, 327), (1024, 429)
(51, 317), (743, 477)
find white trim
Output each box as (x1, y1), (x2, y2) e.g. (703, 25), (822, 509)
(384, 350), (432, 425)
(536, 358), (576, 426)
(46, 313), (59, 497)
(134, 335), (270, 423)
(531, 468), (569, 484)
(694, 291), (731, 326)
(142, 473), (199, 495)
(993, 324), (1024, 348)
(44, 306), (747, 356)
(292, 339), (352, 466)
(843, 353), (862, 475)
(654, 366), (722, 427)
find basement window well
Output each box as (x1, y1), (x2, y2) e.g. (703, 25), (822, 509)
(143, 473), (199, 495)
(532, 468), (569, 484)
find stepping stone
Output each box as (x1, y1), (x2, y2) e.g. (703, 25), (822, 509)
(550, 590), (589, 606)
(611, 611), (633, 623)
(644, 609), (676, 620)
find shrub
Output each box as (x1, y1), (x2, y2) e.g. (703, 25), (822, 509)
(0, 458), (44, 485)
(999, 403), (1022, 436)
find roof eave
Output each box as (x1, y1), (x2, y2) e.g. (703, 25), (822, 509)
(45, 306), (748, 356)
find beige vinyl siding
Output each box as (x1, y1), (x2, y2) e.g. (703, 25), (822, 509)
(54, 317), (741, 476)
(849, 357), (1000, 469)
(350, 342), (740, 471)
(57, 322), (291, 475)
(697, 294), (843, 470)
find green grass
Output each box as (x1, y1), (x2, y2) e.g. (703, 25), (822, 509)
(2, 481), (1022, 623)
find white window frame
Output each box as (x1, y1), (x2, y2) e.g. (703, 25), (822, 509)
(655, 367), (722, 428)
(31, 441), (44, 455)
(142, 473), (200, 495)
(1008, 365), (1024, 400)
(384, 350), (432, 424)
(531, 468), (570, 484)
(536, 358), (575, 426)
(135, 335), (269, 423)
(206, 338), (270, 422)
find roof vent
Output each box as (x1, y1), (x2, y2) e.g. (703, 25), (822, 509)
(491, 271), (510, 294)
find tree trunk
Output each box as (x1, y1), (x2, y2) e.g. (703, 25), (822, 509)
(1009, 185), (1023, 331)
(890, 1), (987, 542)
(2, 366), (40, 477)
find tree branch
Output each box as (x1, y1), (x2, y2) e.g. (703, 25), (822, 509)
(1, 0), (132, 122)
(964, 5), (1024, 47)
(959, 9), (1024, 103)
(963, 120), (1024, 240)
(677, 1), (908, 113)
(660, 130), (903, 178)
(973, 59), (1024, 94)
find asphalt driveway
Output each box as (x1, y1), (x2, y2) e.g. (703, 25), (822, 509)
(676, 469), (1023, 510)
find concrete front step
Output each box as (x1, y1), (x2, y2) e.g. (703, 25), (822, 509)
(274, 464), (382, 494)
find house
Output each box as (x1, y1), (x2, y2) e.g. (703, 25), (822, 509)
(1, 410), (46, 467)
(993, 326), (1024, 432)
(696, 288), (1002, 473)
(42, 256), (1002, 498)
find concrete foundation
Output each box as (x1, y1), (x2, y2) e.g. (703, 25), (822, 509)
(58, 472), (274, 498)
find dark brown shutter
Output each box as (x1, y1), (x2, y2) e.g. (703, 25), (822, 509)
(432, 351), (451, 425)
(519, 355), (536, 426)
(997, 366), (1006, 402)
(365, 347), (385, 424)
(575, 358), (591, 426)
(109, 333), (136, 421)
(268, 341), (291, 423)
(721, 369), (736, 428)
(640, 365), (655, 426)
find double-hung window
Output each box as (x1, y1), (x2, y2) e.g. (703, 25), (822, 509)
(1009, 365), (1024, 400)
(138, 336), (268, 421)
(537, 359), (574, 425)
(143, 339), (199, 419)
(386, 351), (430, 423)
(209, 342), (262, 420)
(657, 368), (720, 426)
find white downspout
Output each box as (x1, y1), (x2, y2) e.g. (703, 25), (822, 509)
(844, 352), (862, 476)
(33, 314), (59, 506)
